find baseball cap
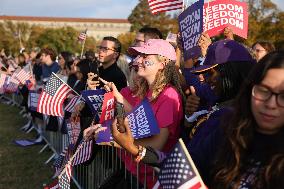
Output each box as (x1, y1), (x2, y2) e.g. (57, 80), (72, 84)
(128, 39), (176, 61)
(191, 39), (254, 73)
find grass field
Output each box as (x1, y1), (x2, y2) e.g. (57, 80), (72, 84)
(0, 102), (54, 189)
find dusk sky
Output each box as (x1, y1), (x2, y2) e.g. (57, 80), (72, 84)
(1, 0), (283, 19)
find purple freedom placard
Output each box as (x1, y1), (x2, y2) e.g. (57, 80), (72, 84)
(178, 0), (204, 61)
(96, 99), (160, 143)
(81, 89), (106, 116)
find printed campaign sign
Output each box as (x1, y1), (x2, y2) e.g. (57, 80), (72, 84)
(28, 90), (40, 111)
(203, 0), (248, 38)
(81, 89), (106, 116)
(178, 0), (204, 61)
(96, 99), (160, 143)
(66, 118), (81, 146)
(99, 92), (115, 124)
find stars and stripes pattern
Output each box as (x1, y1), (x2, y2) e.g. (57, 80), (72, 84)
(64, 95), (81, 113)
(78, 30), (87, 42)
(15, 69), (32, 84)
(58, 163), (72, 189)
(37, 73), (72, 116)
(158, 139), (206, 189)
(53, 145), (73, 178)
(4, 76), (19, 93)
(148, 0), (183, 14)
(72, 140), (93, 166)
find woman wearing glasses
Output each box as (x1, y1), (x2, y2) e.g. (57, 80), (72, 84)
(252, 41), (275, 62)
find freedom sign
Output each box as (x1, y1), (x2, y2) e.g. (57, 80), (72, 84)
(81, 89), (106, 116)
(28, 90), (40, 111)
(66, 118), (81, 146)
(99, 91), (115, 123)
(96, 99), (160, 143)
(203, 0), (248, 38)
(178, 0), (204, 61)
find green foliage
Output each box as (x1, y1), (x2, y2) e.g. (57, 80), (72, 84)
(117, 32), (136, 53)
(0, 21), (97, 55)
(246, 0), (284, 48)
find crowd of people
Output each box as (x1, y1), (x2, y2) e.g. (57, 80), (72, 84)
(0, 25), (283, 189)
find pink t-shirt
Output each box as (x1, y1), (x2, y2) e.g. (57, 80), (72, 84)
(120, 85), (183, 187)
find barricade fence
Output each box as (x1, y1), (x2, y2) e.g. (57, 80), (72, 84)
(1, 93), (156, 189)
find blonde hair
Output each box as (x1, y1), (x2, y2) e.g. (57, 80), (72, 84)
(133, 55), (186, 103)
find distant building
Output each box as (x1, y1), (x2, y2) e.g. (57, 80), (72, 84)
(0, 15), (131, 40)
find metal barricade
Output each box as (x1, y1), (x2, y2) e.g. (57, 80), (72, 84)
(1, 94), (156, 189)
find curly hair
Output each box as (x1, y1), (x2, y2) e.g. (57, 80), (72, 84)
(133, 55), (186, 103)
(212, 51), (284, 189)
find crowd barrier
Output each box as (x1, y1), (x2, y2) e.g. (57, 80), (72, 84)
(1, 93), (156, 189)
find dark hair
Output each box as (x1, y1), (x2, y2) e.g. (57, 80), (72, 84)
(212, 51), (284, 189)
(40, 48), (57, 61)
(252, 41), (276, 53)
(85, 50), (96, 61)
(139, 26), (163, 39)
(102, 36), (122, 54)
(60, 51), (74, 70)
(214, 61), (254, 102)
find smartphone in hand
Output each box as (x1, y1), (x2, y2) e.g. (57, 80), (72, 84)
(115, 102), (126, 133)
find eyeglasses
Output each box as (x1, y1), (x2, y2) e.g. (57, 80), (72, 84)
(97, 46), (116, 52)
(253, 49), (266, 53)
(252, 85), (284, 107)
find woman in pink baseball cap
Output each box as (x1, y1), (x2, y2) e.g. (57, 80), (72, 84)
(86, 39), (186, 188)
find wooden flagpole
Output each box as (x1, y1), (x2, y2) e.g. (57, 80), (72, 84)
(58, 139), (90, 178)
(80, 29), (87, 59)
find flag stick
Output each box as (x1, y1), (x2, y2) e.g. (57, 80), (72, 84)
(52, 72), (80, 96)
(179, 138), (207, 189)
(58, 139), (89, 178)
(80, 38), (86, 59)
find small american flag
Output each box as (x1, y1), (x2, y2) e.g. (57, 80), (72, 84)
(4, 76), (19, 93)
(72, 140), (93, 166)
(15, 68), (32, 84)
(158, 139), (206, 189)
(0, 73), (7, 94)
(65, 95), (81, 113)
(78, 29), (87, 42)
(37, 73), (72, 116)
(53, 146), (73, 178)
(58, 163), (72, 189)
(148, 0), (183, 14)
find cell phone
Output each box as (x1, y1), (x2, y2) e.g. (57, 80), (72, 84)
(115, 102), (126, 133)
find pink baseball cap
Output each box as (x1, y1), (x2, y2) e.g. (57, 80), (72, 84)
(128, 39), (176, 61)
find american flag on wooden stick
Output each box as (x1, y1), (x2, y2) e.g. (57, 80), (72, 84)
(37, 73), (72, 116)
(148, 0), (183, 14)
(58, 163), (72, 189)
(72, 140), (93, 166)
(15, 68), (32, 84)
(78, 29), (87, 42)
(158, 139), (207, 189)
